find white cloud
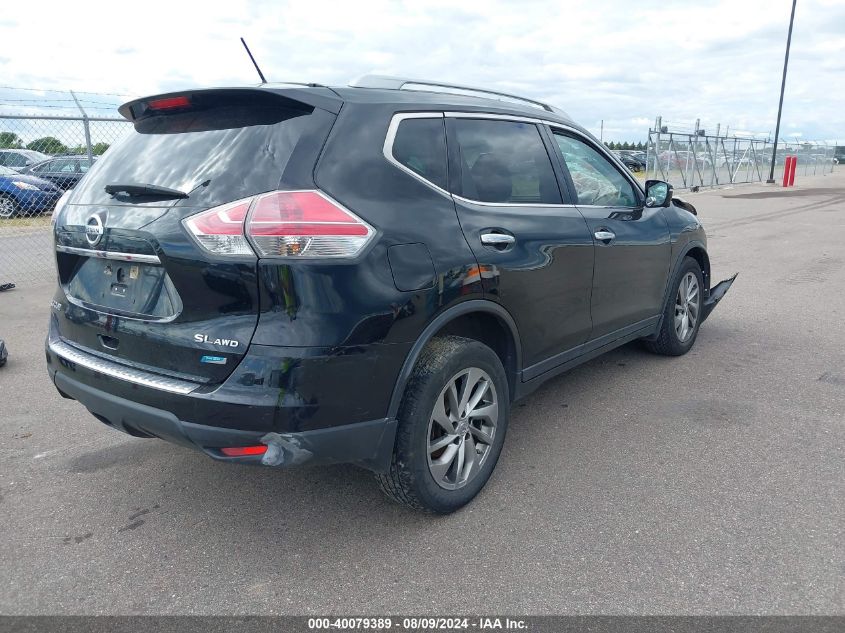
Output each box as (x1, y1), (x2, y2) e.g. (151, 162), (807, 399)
(0, 0), (842, 142)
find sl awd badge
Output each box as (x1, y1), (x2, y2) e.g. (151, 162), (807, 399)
(194, 334), (240, 348)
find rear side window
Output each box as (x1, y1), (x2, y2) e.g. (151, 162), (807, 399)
(72, 93), (330, 208)
(391, 117), (448, 190)
(452, 119), (561, 204)
(4, 153), (27, 167)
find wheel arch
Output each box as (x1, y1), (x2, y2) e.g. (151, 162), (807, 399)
(684, 244), (711, 292)
(645, 240), (710, 342)
(387, 300), (522, 418)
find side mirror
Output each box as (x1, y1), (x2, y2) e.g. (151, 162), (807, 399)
(644, 180), (673, 208)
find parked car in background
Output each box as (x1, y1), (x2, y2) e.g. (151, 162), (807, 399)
(18, 156), (95, 190)
(0, 149), (50, 171)
(613, 150), (645, 172)
(658, 150), (714, 170)
(0, 165), (63, 218)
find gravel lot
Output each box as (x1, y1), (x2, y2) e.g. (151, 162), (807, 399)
(0, 173), (843, 615)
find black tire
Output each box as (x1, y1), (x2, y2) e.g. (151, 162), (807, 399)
(644, 256), (704, 356)
(377, 335), (509, 513)
(0, 194), (19, 219)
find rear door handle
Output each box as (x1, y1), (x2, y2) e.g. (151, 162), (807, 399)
(594, 229), (616, 242)
(480, 233), (515, 246)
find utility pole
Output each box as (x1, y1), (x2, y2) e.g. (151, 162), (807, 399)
(767, 0), (798, 183)
(600, 119), (604, 142)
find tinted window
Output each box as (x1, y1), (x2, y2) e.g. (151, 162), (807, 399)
(57, 160), (78, 173)
(554, 133), (638, 207)
(73, 96), (328, 208)
(4, 153), (27, 167)
(392, 117), (448, 190)
(452, 119), (560, 204)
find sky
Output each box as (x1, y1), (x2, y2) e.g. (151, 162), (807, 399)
(1, 0), (843, 142)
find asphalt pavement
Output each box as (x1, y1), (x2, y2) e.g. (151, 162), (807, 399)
(0, 172), (843, 615)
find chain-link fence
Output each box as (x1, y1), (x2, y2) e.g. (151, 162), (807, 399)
(0, 110), (132, 285)
(645, 116), (836, 191)
(1, 97), (840, 285)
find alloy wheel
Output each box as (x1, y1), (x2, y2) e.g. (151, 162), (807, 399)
(0, 197), (16, 219)
(427, 367), (498, 490)
(674, 272), (700, 342)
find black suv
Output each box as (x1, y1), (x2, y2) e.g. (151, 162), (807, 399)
(46, 77), (735, 513)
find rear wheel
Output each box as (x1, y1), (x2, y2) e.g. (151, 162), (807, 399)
(377, 335), (509, 513)
(644, 256), (704, 356)
(0, 195), (18, 219)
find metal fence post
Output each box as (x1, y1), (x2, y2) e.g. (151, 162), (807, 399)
(70, 90), (95, 168)
(653, 116), (662, 180)
(712, 123), (720, 186)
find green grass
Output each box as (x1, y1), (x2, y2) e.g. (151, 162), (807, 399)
(0, 214), (52, 231)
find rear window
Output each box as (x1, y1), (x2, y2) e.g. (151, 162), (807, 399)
(72, 92), (330, 207)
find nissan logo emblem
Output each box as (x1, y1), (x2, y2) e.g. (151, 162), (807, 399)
(85, 214), (105, 246)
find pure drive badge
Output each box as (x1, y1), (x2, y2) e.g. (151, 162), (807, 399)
(194, 334), (240, 348)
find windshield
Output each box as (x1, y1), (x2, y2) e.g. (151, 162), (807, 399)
(72, 97), (328, 208)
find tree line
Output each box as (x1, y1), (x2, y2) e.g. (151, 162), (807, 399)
(0, 132), (109, 155)
(604, 141), (646, 151)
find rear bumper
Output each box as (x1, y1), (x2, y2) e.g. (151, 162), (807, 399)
(51, 368), (397, 471)
(45, 318), (407, 472)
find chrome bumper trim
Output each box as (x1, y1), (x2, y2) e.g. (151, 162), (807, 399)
(48, 339), (198, 395)
(55, 244), (161, 265)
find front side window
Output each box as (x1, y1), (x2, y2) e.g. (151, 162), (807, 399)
(391, 117), (448, 190)
(554, 133), (639, 208)
(452, 119), (561, 204)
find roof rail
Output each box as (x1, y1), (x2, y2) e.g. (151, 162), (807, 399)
(349, 74), (562, 115)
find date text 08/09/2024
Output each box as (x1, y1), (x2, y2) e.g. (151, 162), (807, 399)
(307, 618), (528, 630)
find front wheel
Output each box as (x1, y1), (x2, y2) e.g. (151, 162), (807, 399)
(644, 256), (704, 356)
(0, 195), (19, 219)
(377, 335), (509, 513)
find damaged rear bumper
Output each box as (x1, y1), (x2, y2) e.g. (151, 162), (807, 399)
(701, 273), (738, 323)
(49, 369), (398, 473)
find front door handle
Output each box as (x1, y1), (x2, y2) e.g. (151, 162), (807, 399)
(594, 229), (616, 242)
(481, 233), (515, 247)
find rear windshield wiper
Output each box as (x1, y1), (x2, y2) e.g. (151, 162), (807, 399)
(104, 183), (189, 199)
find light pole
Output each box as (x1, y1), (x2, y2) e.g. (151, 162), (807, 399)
(767, 0), (798, 183)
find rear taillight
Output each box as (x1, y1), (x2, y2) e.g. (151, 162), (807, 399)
(183, 197), (254, 256)
(182, 190), (374, 258)
(246, 191), (374, 258)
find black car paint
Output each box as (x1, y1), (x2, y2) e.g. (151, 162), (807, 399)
(46, 84), (729, 470)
